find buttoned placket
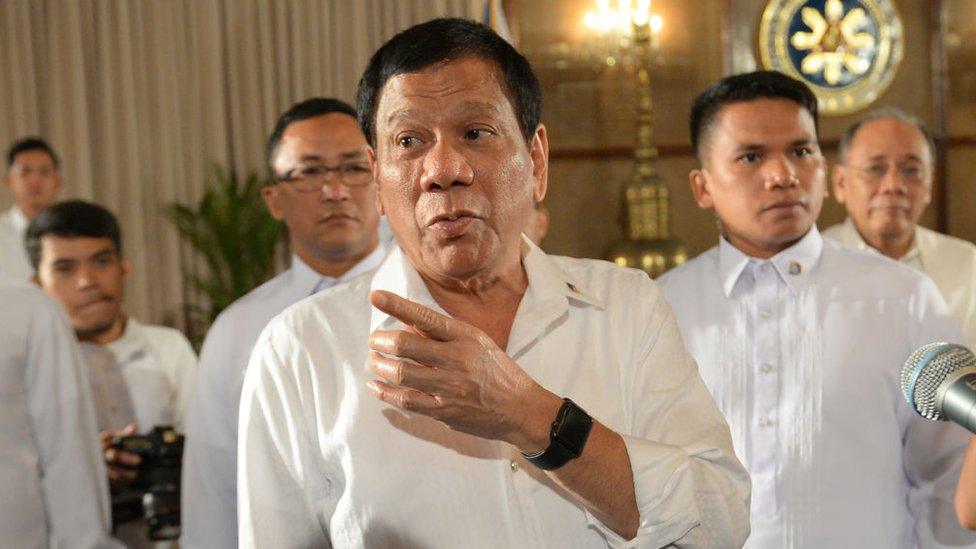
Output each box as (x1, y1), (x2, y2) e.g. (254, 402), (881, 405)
(750, 260), (781, 519)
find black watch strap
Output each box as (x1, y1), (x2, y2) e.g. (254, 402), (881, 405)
(522, 398), (593, 471)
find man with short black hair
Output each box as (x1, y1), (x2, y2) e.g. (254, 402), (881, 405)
(1, 137), (63, 278)
(180, 97), (387, 549)
(27, 200), (197, 547)
(658, 71), (974, 547)
(238, 18), (749, 548)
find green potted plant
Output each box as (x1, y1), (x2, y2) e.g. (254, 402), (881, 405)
(164, 164), (282, 344)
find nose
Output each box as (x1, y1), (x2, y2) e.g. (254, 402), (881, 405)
(320, 177), (350, 202)
(878, 166), (908, 195)
(75, 265), (96, 290)
(420, 138), (475, 192)
(764, 155), (798, 190)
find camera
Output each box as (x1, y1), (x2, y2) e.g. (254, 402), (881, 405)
(111, 425), (184, 541)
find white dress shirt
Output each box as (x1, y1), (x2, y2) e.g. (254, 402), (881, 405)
(0, 275), (118, 548)
(181, 246), (386, 549)
(237, 239), (751, 549)
(657, 228), (976, 548)
(824, 218), (976, 347)
(0, 206), (32, 280)
(83, 318), (198, 434)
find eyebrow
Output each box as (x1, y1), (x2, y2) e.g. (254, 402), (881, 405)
(295, 151), (367, 164)
(733, 138), (815, 153)
(385, 100), (505, 127)
(864, 153), (924, 163)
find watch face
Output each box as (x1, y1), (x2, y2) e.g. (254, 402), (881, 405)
(553, 399), (594, 457)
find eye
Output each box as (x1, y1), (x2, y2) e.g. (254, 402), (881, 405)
(340, 163), (371, 174)
(738, 152), (761, 164)
(464, 128), (493, 141)
(397, 135), (420, 148)
(793, 146), (813, 157)
(865, 165), (886, 177)
(900, 165), (923, 180)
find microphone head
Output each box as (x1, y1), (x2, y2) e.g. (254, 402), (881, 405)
(901, 342), (976, 420)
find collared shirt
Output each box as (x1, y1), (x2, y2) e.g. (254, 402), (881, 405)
(824, 218), (976, 347)
(0, 206), (31, 280)
(0, 275), (119, 548)
(658, 227), (975, 548)
(82, 318), (198, 434)
(237, 239), (751, 549)
(181, 245), (387, 549)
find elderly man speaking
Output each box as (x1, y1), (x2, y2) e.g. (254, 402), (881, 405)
(237, 18), (749, 548)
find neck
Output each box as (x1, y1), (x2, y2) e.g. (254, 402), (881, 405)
(78, 314), (127, 346)
(296, 236), (379, 279)
(865, 229), (915, 260)
(16, 202), (40, 221)
(420, 252), (528, 350)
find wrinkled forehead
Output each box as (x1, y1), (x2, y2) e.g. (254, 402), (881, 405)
(375, 57), (518, 132)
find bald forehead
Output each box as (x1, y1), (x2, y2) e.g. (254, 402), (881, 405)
(848, 117), (932, 164)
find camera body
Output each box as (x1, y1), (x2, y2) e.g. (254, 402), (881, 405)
(112, 425), (184, 541)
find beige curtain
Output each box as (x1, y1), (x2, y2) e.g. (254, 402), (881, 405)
(0, 0), (480, 332)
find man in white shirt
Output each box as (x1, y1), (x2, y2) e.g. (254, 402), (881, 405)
(180, 97), (387, 549)
(0, 275), (119, 548)
(237, 18), (750, 548)
(27, 200), (197, 547)
(823, 108), (976, 347)
(657, 70), (975, 548)
(1, 138), (63, 279)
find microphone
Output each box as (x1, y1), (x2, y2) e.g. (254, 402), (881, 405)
(901, 342), (976, 434)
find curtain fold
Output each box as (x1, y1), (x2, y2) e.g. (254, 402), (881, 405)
(0, 0), (480, 332)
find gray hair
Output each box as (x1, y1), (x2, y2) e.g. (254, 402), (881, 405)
(838, 107), (937, 164)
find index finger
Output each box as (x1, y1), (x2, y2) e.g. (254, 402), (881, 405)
(369, 290), (456, 342)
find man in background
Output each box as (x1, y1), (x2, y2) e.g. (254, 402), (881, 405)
(1, 137), (63, 279)
(0, 275), (119, 548)
(180, 97), (386, 549)
(824, 107), (976, 347)
(657, 71), (974, 547)
(27, 200), (197, 547)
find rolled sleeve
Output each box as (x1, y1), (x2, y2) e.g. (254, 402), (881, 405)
(592, 277), (750, 547)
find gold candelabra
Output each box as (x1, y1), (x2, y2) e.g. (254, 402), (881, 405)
(599, 2), (687, 279)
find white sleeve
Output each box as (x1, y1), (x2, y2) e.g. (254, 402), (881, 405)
(181, 323), (243, 549)
(237, 326), (331, 548)
(905, 277), (976, 547)
(27, 299), (121, 548)
(168, 331), (198, 432)
(586, 277), (751, 548)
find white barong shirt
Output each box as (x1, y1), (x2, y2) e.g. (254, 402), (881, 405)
(237, 239), (751, 548)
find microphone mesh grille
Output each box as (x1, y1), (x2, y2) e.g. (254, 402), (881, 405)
(901, 342), (976, 420)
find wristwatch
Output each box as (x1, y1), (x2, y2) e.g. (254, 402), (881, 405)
(521, 398), (593, 471)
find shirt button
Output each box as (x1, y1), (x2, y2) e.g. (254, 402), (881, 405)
(760, 363), (773, 373)
(510, 459), (519, 472)
(760, 309), (772, 318)
(758, 417), (774, 428)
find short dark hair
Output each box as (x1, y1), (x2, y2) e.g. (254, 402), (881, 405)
(7, 137), (59, 169)
(25, 200), (122, 271)
(266, 97), (358, 170)
(690, 70), (819, 163)
(356, 17), (541, 149)
(838, 107), (936, 164)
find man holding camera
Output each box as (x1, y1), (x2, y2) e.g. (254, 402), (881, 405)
(26, 200), (197, 547)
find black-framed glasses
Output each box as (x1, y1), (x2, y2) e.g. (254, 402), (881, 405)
(275, 162), (373, 192)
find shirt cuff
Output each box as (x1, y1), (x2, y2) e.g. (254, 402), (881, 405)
(584, 435), (701, 548)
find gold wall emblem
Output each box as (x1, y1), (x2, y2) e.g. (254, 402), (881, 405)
(759, 0), (903, 116)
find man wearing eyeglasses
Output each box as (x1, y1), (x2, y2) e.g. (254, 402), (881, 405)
(180, 97), (386, 549)
(823, 108), (976, 347)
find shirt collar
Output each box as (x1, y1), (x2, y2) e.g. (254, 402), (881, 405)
(718, 226), (823, 298)
(840, 217), (922, 265)
(368, 236), (602, 334)
(297, 241), (389, 296)
(6, 206), (28, 231)
(104, 317), (148, 363)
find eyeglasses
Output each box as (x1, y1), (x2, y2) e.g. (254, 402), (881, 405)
(847, 163), (928, 185)
(275, 162), (373, 192)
